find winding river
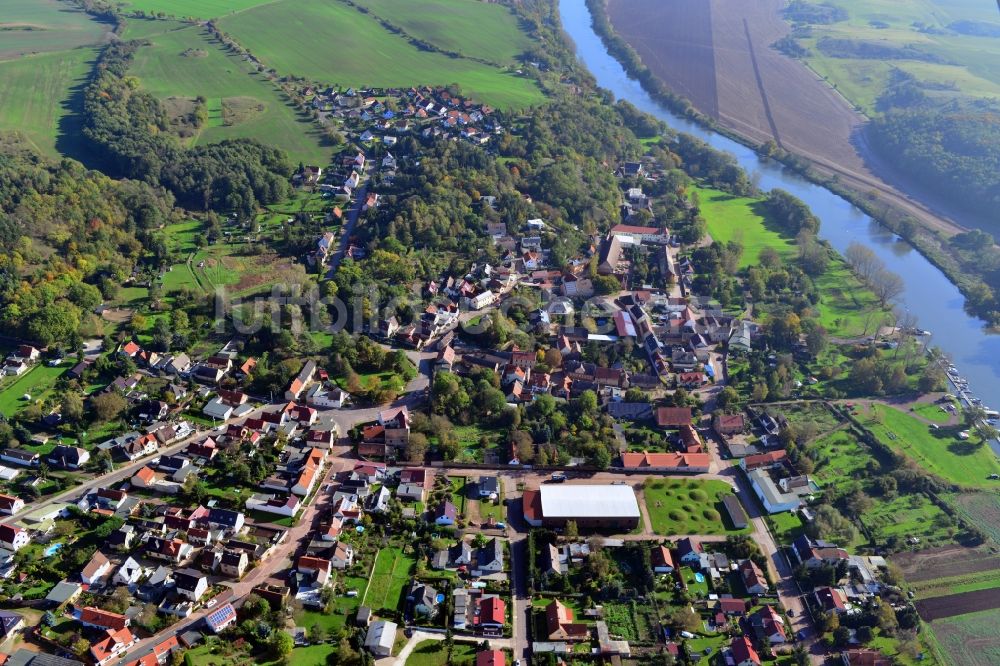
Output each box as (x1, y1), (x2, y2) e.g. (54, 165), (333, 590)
(560, 0), (1000, 422)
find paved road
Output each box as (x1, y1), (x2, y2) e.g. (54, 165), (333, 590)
(501, 477), (532, 666)
(326, 181), (368, 276)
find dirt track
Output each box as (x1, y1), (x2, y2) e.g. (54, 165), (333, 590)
(605, 0), (967, 237)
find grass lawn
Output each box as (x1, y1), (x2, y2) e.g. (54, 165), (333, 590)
(406, 640), (477, 666)
(362, 546), (416, 613)
(913, 401), (955, 424)
(0, 362), (69, 418)
(0, 47), (98, 160)
(768, 510), (805, 543)
(163, 219), (204, 255)
(862, 404), (1000, 487)
(644, 478), (751, 535)
(217, 0), (545, 109)
(694, 185), (795, 268)
(128, 25), (332, 164)
(247, 510), (294, 527)
(448, 476), (468, 514)
(284, 645), (337, 666)
(356, 0), (534, 64)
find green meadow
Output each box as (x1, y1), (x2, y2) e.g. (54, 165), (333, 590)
(862, 404), (1000, 488)
(0, 47), (97, 159)
(127, 25), (332, 164)
(0, 0), (109, 61)
(119, 0), (277, 20)
(217, 0), (544, 109)
(695, 186), (795, 267)
(357, 0), (535, 64)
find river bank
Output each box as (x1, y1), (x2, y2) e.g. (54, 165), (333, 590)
(581, 0), (1000, 329)
(560, 0), (1000, 412)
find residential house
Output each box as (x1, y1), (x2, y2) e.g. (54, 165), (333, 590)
(285, 360), (317, 400)
(173, 569), (209, 602)
(46, 445), (90, 470)
(544, 599), (589, 642)
(207, 508), (246, 534)
(729, 636), (761, 666)
(81, 551), (112, 585)
(316, 540), (349, 569)
(477, 476), (500, 498)
(713, 413), (746, 436)
(115, 557), (144, 586)
(220, 550), (249, 578)
(435, 501), (457, 526)
(474, 539), (504, 576)
(651, 545), (675, 573)
(81, 606), (130, 631)
(91, 627), (137, 665)
(0, 494), (23, 516)
(205, 603), (237, 634)
(0, 449), (39, 467)
(676, 537), (702, 565)
(815, 586), (849, 614)
(0, 525), (29, 551)
(751, 605), (787, 644)
(246, 493), (301, 517)
(739, 559), (769, 595)
(146, 537), (193, 564)
(477, 649), (505, 666)
(792, 535), (849, 569)
(475, 596), (506, 632)
(410, 583), (439, 618)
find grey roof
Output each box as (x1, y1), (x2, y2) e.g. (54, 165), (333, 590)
(44, 581), (81, 604)
(539, 484), (640, 519)
(478, 476), (499, 494)
(477, 538), (503, 569)
(6, 649), (83, 666)
(365, 620), (397, 651)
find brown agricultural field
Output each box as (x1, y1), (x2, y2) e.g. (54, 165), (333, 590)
(604, 0), (965, 237)
(916, 588), (1000, 621)
(893, 545), (1000, 583)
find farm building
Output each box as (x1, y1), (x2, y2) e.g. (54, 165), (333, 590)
(522, 484), (641, 530)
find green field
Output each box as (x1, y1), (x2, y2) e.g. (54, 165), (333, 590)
(0, 362), (69, 418)
(926, 608), (1000, 666)
(643, 478), (751, 535)
(0, 0), (109, 61)
(127, 25), (332, 164)
(357, 0), (534, 64)
(695, 186), (795, 268)
(790, 0), (1000, 115)
(811, 257), (890, 337)
(120, 0), (277, 20)
(362, 546), (415, 613)
(0, 47), (96, 159)
(217, 0), (544, 109)
(862, 404), (1000, 487)
(406, 640), (477, 666)
(945, 492), (1000, 545)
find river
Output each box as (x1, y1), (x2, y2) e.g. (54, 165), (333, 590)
(559, 0), (1000, 429)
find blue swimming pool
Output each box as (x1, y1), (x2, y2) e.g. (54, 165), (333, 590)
(44, 543), (63, 557)
(694, 572), (705, 583)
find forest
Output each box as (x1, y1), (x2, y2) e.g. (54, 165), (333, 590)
(82, 41), (292, 217)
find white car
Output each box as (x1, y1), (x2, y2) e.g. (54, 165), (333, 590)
(206, 599), (218, 608)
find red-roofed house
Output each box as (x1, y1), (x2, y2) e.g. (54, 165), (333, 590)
(544, 599), (589, 641)
(713, 413), (746, 435)
(91, 627), (136, 665)
(740, 450), (787, 472)
(815, 586), (849, 614)
(751, 605), (787, 644)
(656, 406), (692, 427)
(81, 606), (130, 631)
(476, 596), (506, 630)
(651, 544), (675, 573)
(476, 650), (505, 666)
(739, 559), (769, 595)
(619, 451), (710, 473)
(730, 636), (761, 666)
